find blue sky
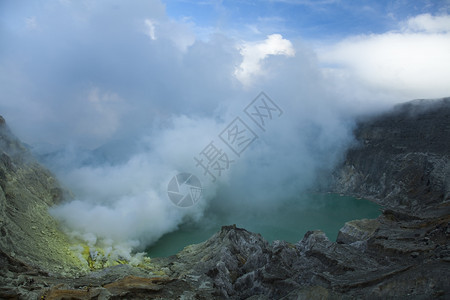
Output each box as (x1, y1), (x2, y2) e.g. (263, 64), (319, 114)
(164, 0), (449, 40)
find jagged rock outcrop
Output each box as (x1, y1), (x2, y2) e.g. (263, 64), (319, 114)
(0, 97), (449, 299)
(150, 219), (449, 299)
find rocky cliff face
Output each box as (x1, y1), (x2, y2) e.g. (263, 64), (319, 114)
(333, 98), (450, 217)
(0, 98), (449, 299)
(0, 117), (86, 279)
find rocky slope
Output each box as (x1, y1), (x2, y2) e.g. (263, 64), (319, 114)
(0, 98), (449, 299)
(0, 116), (86, 277)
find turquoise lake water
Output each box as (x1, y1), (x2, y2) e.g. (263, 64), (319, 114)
(146, 193), (381, 257)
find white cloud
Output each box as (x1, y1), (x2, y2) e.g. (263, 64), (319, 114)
(144, 19), (157, 40)
(318, 14), (450, 99)
(80, 88), (123, 142)
(403, 13), (450, 33)
(144, 16), (196, 51)
(235, 34), (295, 85)
(159, 19), (196, 51)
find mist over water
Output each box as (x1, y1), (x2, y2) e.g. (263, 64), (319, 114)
(148, 193), (381, 257)
(2, 1), (448, 256)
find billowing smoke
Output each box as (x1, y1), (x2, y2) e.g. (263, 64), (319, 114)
(1, 1), (448, 255)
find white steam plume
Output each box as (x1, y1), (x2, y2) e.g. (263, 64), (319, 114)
(1, 1), (446, 258)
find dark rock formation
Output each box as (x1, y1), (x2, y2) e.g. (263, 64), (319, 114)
(0, 97), (449, 299)
(333, 98), (450, 217)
